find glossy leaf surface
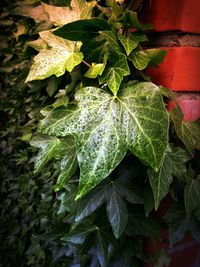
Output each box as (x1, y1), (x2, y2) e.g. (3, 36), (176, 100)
(39, 83), (169, 199)
(30, 135), (77, 191)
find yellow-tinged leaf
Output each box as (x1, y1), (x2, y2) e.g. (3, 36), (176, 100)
(26, 30), (83, 82)
(42, 0), (96, 26)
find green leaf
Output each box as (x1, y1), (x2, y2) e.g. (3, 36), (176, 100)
(169, 106), (200, 153)
(117, 33), (147, 56)
(99, 30), (121, 54)
(30, 135), (62, 172)
(128, 11), (152, 30)
(61, 219), (97, 244)
(39, 83), (169, 199)
(42, 0), (96, 26)
(54, 145), (78, 191)
(99, 51), (130, 95)
(76, 178), (142, 238)
(26, 31), (83, 82)
(159, 86), (175, 99)
(184, 175), (200, 216)
(106, 185), (128, 238)
(30, 135), (77, 190)
(54, 18), (111, 41)
(145, 48), (167, 66)
(129, 50), (150, 70)
(84, 63), (104, 79)
(26, 30), (83, 82)
(148, 144), (190, 209)
(76, 186), (106, 222)
(96, 229), (112, 267)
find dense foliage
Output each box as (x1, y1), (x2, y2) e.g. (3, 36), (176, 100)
(0, 0), (200, 266)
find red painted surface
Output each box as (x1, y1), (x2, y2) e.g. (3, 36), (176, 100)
(144, 230), (200, 267)
(168, 99), (200, 122)
(140, 0), (200, 34)
(146, 47), (200, 91)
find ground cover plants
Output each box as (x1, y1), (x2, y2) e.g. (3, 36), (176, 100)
(1, 0), (200, 266)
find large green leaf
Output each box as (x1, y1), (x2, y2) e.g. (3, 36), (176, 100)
(169, 106), (200, 153)
(99, 51), (130, 95)
(54, 18), (111, 41)
(184, 175), (200, 216)
(39, 83), (169, 199)
(30, 135), (77, 191)
(26, 30), (83, 82)
(148, 144), (190, 209)
(42, 0), (96, 26)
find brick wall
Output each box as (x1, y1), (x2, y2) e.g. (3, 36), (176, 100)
(140, 0), (200, 122)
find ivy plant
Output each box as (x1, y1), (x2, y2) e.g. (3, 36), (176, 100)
(1, 0), (200, 266)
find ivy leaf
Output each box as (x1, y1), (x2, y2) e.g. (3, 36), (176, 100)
(99, 30), (122, 54)
(26, 31), (83, 82)
(184, 175), (200, 216)
(106, 185), (128, 238)
(84, 63), (105, 79)
(117, 33), (147, 56)
(61, 219), (97, 245)
(76, 186), (106, 222)
(76, 178), (142, 238)
(148, 144), (190, 210)
(30, 135), (77, 191)
(96, 229), (113, 267)
(54, 18), (111, 41)
(42, 0), (96, 26)
(39, 83), (169, 199)
(127, 11), (152, 30)
(145, 48), (167, 66)
(159, 86), (175, 99)
(129, 50), (150, 70)
(169, 106), (200, 153)
(99, 51), (130, 95)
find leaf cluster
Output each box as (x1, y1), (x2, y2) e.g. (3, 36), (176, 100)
(1, 0), (200, 266)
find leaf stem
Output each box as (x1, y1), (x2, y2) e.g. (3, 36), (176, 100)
(82, 60), (92, 68)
